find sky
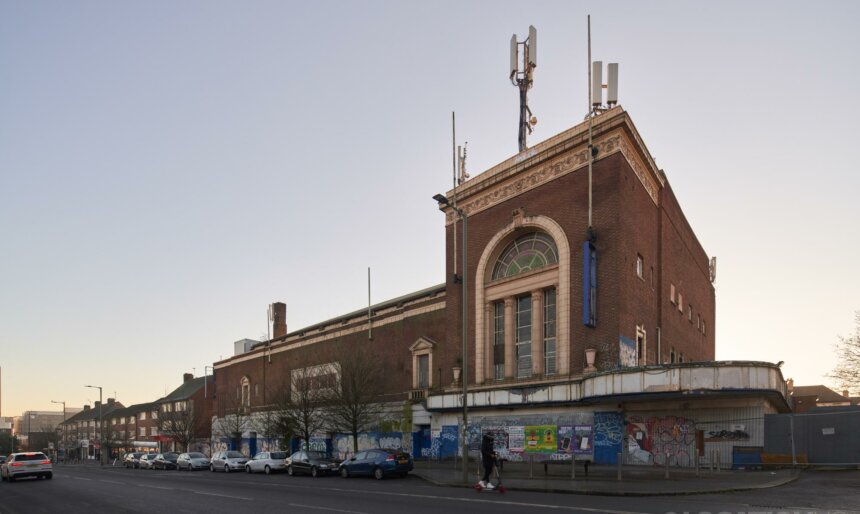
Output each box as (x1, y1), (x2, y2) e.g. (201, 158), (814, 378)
(2, 0), (859, 417)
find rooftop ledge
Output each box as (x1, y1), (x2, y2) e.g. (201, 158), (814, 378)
(426, 360), (789, 412)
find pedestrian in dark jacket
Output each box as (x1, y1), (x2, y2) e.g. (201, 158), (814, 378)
(479, 433), (496, 488)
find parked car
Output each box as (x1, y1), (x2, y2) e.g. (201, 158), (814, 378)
(245, 451), (288, 475)
(153, 452), (179, 470)
(177, 452), (210, 471)
(138, 453), (158, 470)
(210, 450), (248, 472)
(0, 456), (6, 465)
(287, 450), (340, 477)
(338, 449), (412, 480)
(123, 452), (144, 469)
(1, 452), (53, 482)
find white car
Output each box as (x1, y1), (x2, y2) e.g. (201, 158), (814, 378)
(245, 451), (288, 474)
(210, 450), (248, 472)
(1, 452), (53, 482)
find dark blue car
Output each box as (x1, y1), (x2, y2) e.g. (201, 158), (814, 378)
(338, 449), (413, 480)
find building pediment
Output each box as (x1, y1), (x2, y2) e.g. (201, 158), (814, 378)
(409, 337), (437, 352)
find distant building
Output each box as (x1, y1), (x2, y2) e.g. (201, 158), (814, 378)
(790, 382), (859, 413)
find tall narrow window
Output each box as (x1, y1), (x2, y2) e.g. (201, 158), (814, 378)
(583, 242), (597, 327)
(493, 302), (505, 380)
(516, 295), (532, 378)
(636, 254), (644, 279)
(417, 354), (429, 389)
(544, 288), (557, 375)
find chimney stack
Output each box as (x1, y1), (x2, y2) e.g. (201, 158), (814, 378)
(107, 398), (115, 406)
(844, 389), (850, 398)
(273, 302), (287, 339)
(83, 405), (90, 411)
(184, 373), (193, 383)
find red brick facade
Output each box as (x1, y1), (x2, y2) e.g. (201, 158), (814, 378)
(212, 107), (715, 425)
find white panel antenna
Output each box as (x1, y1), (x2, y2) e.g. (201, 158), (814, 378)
(509, 34), (518, 78)
(591, 61), (603, 107)
(607, 63), (619, 106)
(528, 25), (537, 67)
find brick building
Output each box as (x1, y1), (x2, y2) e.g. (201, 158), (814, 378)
(210, 107), (788, 467)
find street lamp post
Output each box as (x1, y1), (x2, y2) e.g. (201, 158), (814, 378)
(51, 400), (66, 463)
(85, 385), (103, 465)
(433, 193), (470, 484)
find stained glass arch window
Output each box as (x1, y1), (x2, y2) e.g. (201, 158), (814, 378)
(491, 232), (559, 280)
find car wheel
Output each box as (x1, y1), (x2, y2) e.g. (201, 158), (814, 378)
(340, 467), (349, 478)
(210, 464), (215, 472)
(245, 465), (252, 474)
(46, 472), (53, 480)
(224, 465), (230, 473)
(311, 466), (319, 478)
(264, 465), (271, 475)
(373, 467), (384, 480)
(287, 465), (294, 477)
(8, 475), (14, 482)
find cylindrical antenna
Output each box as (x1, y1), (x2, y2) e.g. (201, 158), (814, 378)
(367, 267), (372, 340)
(452, 112), (458, 277)
(591, 61), (603, 108)
(607, 63), (619, 106)
(587, 15), (593, 231)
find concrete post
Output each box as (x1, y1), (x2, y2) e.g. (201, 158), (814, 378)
(617, 452), (623, 481)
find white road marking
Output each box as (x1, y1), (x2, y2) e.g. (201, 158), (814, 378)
(288, 504), (371, 514)
(99, 479), (125, 485)
(136, 484), (173, 490)
(193, 491), (253, 501)
(244, 481), (649, 513)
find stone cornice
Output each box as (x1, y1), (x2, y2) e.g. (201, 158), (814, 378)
(443, 124), (660, 225)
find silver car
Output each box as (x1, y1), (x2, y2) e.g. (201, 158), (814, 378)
(177, 452), (210, 471)
(245, 451), (288, 474)
(209, 450), (247, 473)
(1, 452), (53, 481)
(138, 453), (158, 470)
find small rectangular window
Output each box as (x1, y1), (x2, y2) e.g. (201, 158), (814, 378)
(636, 254), (644, 279)
(670, 283), (676, 304)
(688, 305), (693, 322)
(677, 293), (683, 312)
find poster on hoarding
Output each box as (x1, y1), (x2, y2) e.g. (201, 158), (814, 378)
(508, 426), (525, 452)
(524, 425), (557, 453)
(574, 425), (593, 454)
(558, 426), (574, 453)
(482, 426), (510, 453)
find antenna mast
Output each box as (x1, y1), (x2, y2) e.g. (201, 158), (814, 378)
(510, 26), (538, 153)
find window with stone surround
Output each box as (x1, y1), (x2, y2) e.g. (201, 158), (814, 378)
(492, 232), (558, 280)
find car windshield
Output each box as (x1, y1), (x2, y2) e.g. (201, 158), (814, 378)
(188, 453), (206, 458)
(306, 451), (327, 459)
(270, 452), (287, 459)
(226, 451), (244, 458)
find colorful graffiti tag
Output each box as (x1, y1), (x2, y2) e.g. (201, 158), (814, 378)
(626, 414), (696, 467)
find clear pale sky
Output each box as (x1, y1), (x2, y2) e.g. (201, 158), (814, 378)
(2, 1), (859, 417)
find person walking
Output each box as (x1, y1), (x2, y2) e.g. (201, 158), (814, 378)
(478, 433), (496, 490)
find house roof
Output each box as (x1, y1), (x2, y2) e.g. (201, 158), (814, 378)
(791, 385), (850, 404)
(63, 401), (126, 424)
(161, 376), (206, 402)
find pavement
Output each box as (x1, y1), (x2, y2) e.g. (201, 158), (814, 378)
(411, 459), (800, 496)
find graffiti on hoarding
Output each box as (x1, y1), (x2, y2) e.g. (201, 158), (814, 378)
(626, 415), (696, 467)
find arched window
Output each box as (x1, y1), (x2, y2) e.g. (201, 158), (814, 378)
(477, 221), (569, 384)
(492, 232), (559, 280)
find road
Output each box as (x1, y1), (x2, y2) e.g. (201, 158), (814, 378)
(1, 465), (857, 514)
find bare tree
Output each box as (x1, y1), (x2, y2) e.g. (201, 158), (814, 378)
(327, 341), (386, 453)
(830, 311), (860, 394)
(254, 392), (294, 451)
(159, 401), (201, 452)
(214, 393), (249, 452)
(273, 365), (331, 450)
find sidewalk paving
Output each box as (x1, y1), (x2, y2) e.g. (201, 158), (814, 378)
(411, 460), (800, 496)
